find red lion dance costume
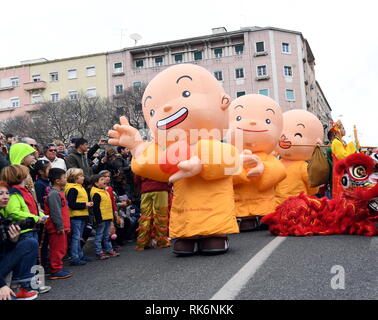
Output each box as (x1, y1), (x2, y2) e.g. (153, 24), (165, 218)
(262, 153), (378, 236)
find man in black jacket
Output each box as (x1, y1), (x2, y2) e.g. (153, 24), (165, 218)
(65, 138), (94, 183)
(65, 138), (108, 184)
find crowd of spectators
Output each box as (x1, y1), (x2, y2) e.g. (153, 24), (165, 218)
(0, 132), (170, 300)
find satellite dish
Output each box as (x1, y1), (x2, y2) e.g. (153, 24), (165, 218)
(130, 33), (142, 46)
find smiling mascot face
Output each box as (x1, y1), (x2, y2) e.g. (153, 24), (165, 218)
(228, 94), (283, 154)
(276, 109), (324, 161)
(141, 64), (230, 147)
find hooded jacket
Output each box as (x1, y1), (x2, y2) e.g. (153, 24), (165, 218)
(9, 143), (36, 165)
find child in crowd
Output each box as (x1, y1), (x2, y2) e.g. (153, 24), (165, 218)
(98, 170), (119, 248)
(45, 168), (72, 280)
(90, 174), (120, 260)
(134, 175), (171, 251)
(33, 159), (52, 271)
(114, 194), (138, 245)
(65, 168), (93, 266)
(34, 160), (52, 211)
(0, 165), (44, 241)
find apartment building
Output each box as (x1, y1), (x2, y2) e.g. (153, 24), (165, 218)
(0, 64), (32, 120)
(107, 26), (332, 127)
(0, 54), (108, 120)
(0, 26), (332, 126)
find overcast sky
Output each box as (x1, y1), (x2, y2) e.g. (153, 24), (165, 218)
(1, 0), (377, 146)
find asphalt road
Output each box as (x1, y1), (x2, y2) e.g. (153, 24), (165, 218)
(38, 231), (378, 300)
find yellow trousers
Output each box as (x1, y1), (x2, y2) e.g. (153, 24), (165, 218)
(136, 191), (170, 250)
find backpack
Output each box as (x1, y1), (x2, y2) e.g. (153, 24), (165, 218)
(307, 146), (330, 187)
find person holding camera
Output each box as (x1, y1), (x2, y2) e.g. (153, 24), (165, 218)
(0, 181), (39, 300)
(0, 165), (45, 242)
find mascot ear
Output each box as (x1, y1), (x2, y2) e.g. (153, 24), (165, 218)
(220, 94), (231, 111)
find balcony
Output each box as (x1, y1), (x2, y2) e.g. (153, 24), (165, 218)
(255, 75), (270, 81)
(0, 85), (15, 92)
(254, 51), (269, 57)
(23, 81), (47, 92)
(112, 68), (125, 77)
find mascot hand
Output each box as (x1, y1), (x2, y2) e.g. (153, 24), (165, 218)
(169, 156), (202, 183)
(108, 116), (143, 154)
(247, 156), (264, 178)
(241, 149), (260, 168)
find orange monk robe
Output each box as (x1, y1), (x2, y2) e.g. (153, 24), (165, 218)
(275, 160), (319, 206)
(233, 152), (286, 217)
(131, 139), (240, 238)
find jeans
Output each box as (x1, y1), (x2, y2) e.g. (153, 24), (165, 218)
(19, 231), (38, 242)
(0, 238), (38, 289)
(70, 218), (86, 262)
(95, 220), (113, 255)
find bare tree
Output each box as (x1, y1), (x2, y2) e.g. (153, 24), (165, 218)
(112, 83), (150, 139)
(0, 85), (150, 145)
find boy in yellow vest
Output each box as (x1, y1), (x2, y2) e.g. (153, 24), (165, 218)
(65, 168), (93, 266)
(90, 174), (120, 260)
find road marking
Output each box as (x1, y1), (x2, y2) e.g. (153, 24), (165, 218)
(369, 237), (378, 251)
(210, 236), (286, 300)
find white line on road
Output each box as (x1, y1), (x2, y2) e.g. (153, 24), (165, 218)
(210, 236), (287, 300)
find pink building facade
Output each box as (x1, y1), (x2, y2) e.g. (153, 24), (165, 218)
(0, 65), (39, 120)
(107, 26), (332, 127)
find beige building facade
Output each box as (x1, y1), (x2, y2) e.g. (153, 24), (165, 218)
(0, 54), (108, 120)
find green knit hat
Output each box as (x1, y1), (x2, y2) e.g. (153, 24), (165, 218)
(9, 143), (36, 165)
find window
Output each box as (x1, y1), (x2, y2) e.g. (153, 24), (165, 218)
(256, 41), (265, 53)
(114, 62), (123, 73)
(214, 71), (223, 81)
(135, 59), (144, 68)
(214, 48), (223, 58)
(282, 43), (290, 53)
(32, 74), (41, 82)
(235, 44), (244, 55)
(284, 66), (293, 77)
(86, 66), (96, 77)
(174, 54), (183, 63)
(133, 81), (141, 88)
(155, 56), (164, 66)
(10, 98), (20, 108)
(286, 89), (295, 101)
(50, 72), (59, 82)
(115, 84), (123, 95)
(259, 89), (269, 96)
(194, 51), (202, 61)
(51, 93), (59, 102)
(31, 94), (42, 104)
(68, 69), (77, 79)
(10, 77), (19, 87)
(235, 68), (244, 79)
(257, 65), (267, 77)
(68, 90), (78, 100)
(237, 91), (245, 97)
(87, 88), (96, 98)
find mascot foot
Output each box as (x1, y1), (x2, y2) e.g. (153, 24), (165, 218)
(172, 239), (198, 256)
(198, 236), (229, 254)
(238, 217), (259, 232)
